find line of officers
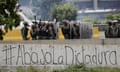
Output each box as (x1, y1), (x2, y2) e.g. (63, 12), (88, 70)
(21, 20), (80, 40)
(105, 20), (120, 38)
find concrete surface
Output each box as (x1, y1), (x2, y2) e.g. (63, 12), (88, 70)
(0, 39), (120, 69)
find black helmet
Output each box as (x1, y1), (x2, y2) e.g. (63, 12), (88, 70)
(108, 21), (112, 26)
(23, 22), (29, 26)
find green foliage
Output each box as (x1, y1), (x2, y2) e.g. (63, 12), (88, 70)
(105, 14), (114, 20)
(105, 14), (120, 21)
(83, 18), (101, 24)
(83, 18), (93, 23)
(102, 20), (108, 24)
(0, 0), (20, 30)
(16, 67), (25, 72)
(52, 64), (120, 72)
(51, 3), (77, 21)
(16, 66), (47, 72)
(52, 64), (88, 72)
(92, 20), (101, 24)
(15, 65), (120, 72)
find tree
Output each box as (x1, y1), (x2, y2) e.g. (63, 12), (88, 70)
(83, 18), (93, 23)
(0, 0), (20, 30)
(51, 3), (77, 21)
(105, 14), (114, 20)
(32, 0), (62, 20)
(105, 14), (120, 21)
(83, 18), (101, 24)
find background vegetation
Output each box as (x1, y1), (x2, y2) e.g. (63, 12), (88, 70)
(105, 14), (120, 23)
(13, 64), (120, 72)
(51, 3), (77, 22)
(0, 0), (20, 30)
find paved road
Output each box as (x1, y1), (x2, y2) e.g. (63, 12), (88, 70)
(99, 31), (105, 39)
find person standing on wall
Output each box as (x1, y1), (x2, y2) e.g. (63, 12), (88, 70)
(105, 21), (112, 38)
(0, 28), (4, 40)
(72, 23), (80, 39)
(21, 22), (29, 40)
(105, 20), (120, 38)
(62, 20), (70, 39)
(30, 24), (37, 40)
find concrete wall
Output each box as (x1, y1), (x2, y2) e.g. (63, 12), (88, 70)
(0, 39), (120, 67)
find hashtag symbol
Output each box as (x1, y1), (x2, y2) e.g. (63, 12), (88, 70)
(2, 45), (16, 65)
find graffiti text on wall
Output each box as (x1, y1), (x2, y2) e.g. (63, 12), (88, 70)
(0, 44), (118, 66)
